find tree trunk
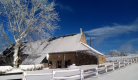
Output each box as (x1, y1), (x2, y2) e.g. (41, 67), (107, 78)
(13, 40), (21, 68)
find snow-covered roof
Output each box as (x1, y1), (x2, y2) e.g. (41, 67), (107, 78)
(21, 33), (88, 53)
(20, 33), (104, 64)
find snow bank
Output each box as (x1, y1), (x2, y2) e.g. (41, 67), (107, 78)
(0, 66), (13, 73)
(20, 64), (44, 71)
(0, 64), (44, 73)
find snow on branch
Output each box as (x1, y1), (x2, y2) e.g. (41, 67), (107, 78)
(0, 0), (59, 42)
(0, 0), (59, 68)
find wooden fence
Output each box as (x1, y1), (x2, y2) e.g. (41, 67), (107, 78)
(83, 57), (138, 79)
(1, 57), (138, 80)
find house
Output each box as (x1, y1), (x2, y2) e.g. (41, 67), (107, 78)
(2, 29), (106, 68)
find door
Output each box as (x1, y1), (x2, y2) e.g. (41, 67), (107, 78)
(65, 60), (71, 68)
(65, 61), (68, 68)
(57, 61), (62, 68)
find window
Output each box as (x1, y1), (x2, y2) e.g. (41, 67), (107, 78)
(49, 61), (52, 65)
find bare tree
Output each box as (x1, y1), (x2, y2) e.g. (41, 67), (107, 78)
(0, 0), (59, 68)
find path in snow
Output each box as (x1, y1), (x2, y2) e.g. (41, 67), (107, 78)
(86, 63), (138, 80)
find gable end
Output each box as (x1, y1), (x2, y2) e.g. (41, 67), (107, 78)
(80, 33), (87, 44)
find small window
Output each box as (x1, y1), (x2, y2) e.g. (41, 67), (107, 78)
(49, 61), (52, 65)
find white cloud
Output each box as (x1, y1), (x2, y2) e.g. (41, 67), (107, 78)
(84, 18), (138, 45)
(85, 23), (138, 37)
(119, 38), (138, 53)
(57, 3), (73, 12)
(128, 38), (138, 43)
(136, 51), (138, 54)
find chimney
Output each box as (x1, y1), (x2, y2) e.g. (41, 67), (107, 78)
(80, 28), (83, 34)
(90, 35), (92, 47)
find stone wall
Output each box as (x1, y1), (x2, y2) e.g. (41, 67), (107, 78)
(76, 52), (97, 66)
(41, 63), (48, 68)
(48, 52), (76, 69)
(48, 52), (98, 69)
(98, 54), (106, 64)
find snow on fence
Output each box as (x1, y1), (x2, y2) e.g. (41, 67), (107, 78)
(53, 69), (84, 80)
(23, 69), (84, 80)
(83, 68), (98, 78)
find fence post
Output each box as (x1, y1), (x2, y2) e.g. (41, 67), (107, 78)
(118, 62), (120, 69)
(112, 63), (114, 71)
(52, 70), (55, 80)
(23, 72), (27, 80)
(95, 68), (98, 78)
(105, 65), (107, 74)
(127, 60), (129, 66)
(123, 60), (125, 67)
(80, 69), (84, 80)
(128, 60), (129, 65)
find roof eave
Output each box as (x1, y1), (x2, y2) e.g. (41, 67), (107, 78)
(80, 42), (105, 56)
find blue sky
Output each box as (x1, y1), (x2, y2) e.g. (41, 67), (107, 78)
(53, 0), (138, 54)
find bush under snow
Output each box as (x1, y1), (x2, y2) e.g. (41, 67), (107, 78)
(0, 66), (13, 73)
(20, 64), (44, 71)
(109, 50), (129, 57)
(0, 64), (43, 73)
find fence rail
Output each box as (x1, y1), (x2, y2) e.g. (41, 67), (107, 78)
(23, 57), (138, 80)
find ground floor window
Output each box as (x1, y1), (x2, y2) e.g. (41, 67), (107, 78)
(49, 61), (52, 65)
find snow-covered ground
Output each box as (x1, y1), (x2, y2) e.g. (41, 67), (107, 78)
(0, 55), (138, 80)
(1, 63), (138, 80)
(86, 63), (138, 80)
